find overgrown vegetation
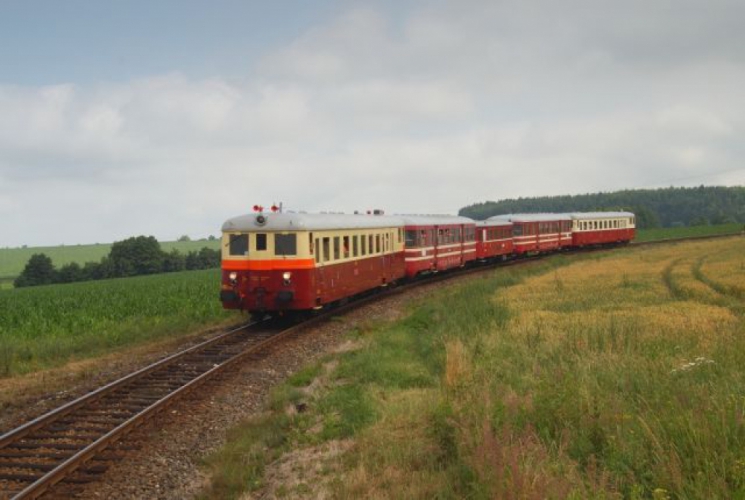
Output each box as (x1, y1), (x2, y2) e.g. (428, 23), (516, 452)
(13, 236), (220, 287)
(460, 185), (745, 228)
(202, 236), (745, 499)
(0, 269), (232, 376)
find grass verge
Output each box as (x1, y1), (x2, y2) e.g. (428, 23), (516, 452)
(201, 236), (745, 499)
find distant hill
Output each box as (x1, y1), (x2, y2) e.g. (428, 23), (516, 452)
(0, 239), (220, 281)
(459, 186), (745, 229)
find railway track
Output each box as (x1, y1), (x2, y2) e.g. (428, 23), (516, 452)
(0, 321), (300, 499)
(1, 231), (741, 499)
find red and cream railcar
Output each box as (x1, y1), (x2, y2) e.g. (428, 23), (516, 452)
(570, 212), (636, 246)
(220, 212), (406, 315)
(401, 216), (477, 277)
(475, 220), (513, 260)
(488, 214), (572, 254)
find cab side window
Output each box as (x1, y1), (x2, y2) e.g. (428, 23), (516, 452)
(229, 234), (249, 256)
(275, 234), (297, 256)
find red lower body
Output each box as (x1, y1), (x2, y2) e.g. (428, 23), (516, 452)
(221, 254), (406, 313)
(572, 229), (635, 246)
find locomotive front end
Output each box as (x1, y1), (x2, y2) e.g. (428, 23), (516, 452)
(220, 212), (316, 318)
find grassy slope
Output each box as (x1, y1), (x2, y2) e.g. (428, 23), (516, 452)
(0, 269), (232, 376)
(201, 236), (745, 499)
(0, 240), (220, 280)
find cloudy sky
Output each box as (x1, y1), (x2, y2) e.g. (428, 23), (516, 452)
(1, 0), (743, 247)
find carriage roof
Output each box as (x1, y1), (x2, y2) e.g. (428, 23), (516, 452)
(398, 215), (475, 226)
(222, 212), (406, 232)
(567, 212), (635, 220)
(488, 213), (572, 222)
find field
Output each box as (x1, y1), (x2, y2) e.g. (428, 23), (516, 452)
(0, 269), (232, 376)
(201, 236), (745, 499)
(635, 222), (742, 242)
(0, 239), (220, 282)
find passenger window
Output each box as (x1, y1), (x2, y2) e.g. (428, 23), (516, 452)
(343, 236), (350, 258)
(229, 234), (249, 256)
(275, 234), (297, 256)
(309, 233), (313, 254)
(405, 230), (417, 247)
(353, 235), (359, 257)
(369, 235), (374, 254)
(256, 233), (267, 251)
(376, 235), (381, 253)
(361, 234), (367, 255)
(322, 238), (330, 262)
(334, 237), (340, 260)
(315, 240), (320, 263)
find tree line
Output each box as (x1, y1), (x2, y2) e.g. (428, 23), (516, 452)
(14, 236), (221, 288)
(459, 185), (745, 229)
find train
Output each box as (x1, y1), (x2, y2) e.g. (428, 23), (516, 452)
(219, 208), (636, 318)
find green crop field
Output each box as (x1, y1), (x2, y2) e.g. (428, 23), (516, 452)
(0, 269), (233, 376)
(201, 236), (745, 499)
(0, 239), (221, 282)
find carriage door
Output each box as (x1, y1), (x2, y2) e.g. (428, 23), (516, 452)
(317, 237), (329, 303)
(459, 224), (465, 266)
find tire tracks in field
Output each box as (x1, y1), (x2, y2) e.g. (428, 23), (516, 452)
(691, 256), (745, 315)
(661, 258), (687, 300)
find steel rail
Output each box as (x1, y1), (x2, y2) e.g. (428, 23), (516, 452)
(7, 322), (300, 500)
(0, 322), (255, 450)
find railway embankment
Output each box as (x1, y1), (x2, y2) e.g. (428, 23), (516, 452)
(199, 236), (745, 499)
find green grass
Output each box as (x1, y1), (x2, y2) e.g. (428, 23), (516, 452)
(636, 223), (742, 242)
(0, 239), (220, 282)
(0, 269), (231, 376)
(200, 238), (745, 499)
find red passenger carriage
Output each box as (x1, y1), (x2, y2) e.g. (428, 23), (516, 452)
(401, 216), (477, 277)
(475, 220), (513, 260)
(487, 214), (572, 254)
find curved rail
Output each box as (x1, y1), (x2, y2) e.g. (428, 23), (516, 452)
(0, 321), (301, 499)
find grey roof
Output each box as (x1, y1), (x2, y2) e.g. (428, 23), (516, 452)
(488, 213), (572, 222)
(567, 212), (635, 220)
(222, 212), (406, 232)
(476, 219), (512, 227)
(399, 215), (476, 226)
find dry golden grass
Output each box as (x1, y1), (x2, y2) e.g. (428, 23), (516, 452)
(444, 338), (471, 389)
(502, 239), (743, 345)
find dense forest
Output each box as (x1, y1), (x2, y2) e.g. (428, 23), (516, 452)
(459, 186), (745, 229)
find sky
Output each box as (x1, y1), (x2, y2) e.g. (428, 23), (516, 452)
(1, 0), (744, 247)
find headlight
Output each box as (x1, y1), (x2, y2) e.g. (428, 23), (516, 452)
(229, 272), (237, 282)
(282, 272), (292, 281)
